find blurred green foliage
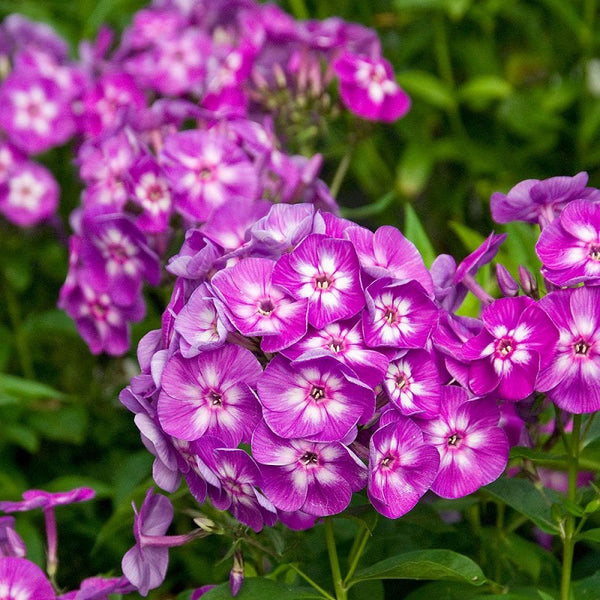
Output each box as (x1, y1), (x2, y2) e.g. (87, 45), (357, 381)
(1, 0), (600, 597)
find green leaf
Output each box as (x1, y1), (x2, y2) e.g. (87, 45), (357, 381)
(0, 424), (39, 453)
(449, 222), (486, 253)
(396, 142), (435, 198)
(484, 478), (561, 534)
(509, 446), (567, 469)
(397, 71), (456, 111)
(28, 405), (88, 444)
(404, 204), (436, 268)
(0, 374), (64, 401)
(576, 528), (600, 543)
(405, 581), (483, 600)
(350, 549), (486, 587)
(573, 570), (600, 599)
(458, 76), (512, 109)
(201, 578), (321, 600)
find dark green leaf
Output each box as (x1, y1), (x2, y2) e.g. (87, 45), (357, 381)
(397, 71), (456, 111)
(201, 578), (321, 600)
(458, 76), (512, 109)
(351, 549), (486, 586)
(576, 528), (600, 544)
(404, 204), (436, 268)
(573, 570), (600, 599)
(0, 374), (64, 400)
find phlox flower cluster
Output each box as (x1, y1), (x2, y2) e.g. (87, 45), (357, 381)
(0, 1), (411, 357)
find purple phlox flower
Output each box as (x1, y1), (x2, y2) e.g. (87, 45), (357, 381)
(302, 17), (380, 55)
(368, 418), (439, 519)
(537, 287), (600, 413)
(158, 345), (263, 445)
(257, 355), (374, 442)
(249, 203), (316, 257)
(68, 576), (136, 600)
(277, 508), (317, 531)
(462, 296), (559, 401)
(345, 225), (434, 295)
(119, 381), (155, 415)
(174, 283), (228, 357)
(166, 229), (222, 279)
(146, 28), (211, 96)
(419, 386), (509, 498)
(160, 129), (259, 222)
(81, 72), (146, 137)
(79, 213), (160, 306)
(0, 72), (75, 154)
(211, 257), (308, 353)
(126, 154), (172, 234)
(122, 488), (196, 597)
(282, 317), (389, 388)
(120, 7), (186, 53)
(334, 52), (410, 122)
(0, 142), (25, 185)
(0, 160), (58, 227)
(272, 233), (364, 329)
(169, 438), (210, 505)
(0, 517), (25, 558)
(491, 172), (600, 227)
(135, 413), (182, 494)
(383, 349), (441, 418)
(498, 402), (528, 448)
(3, 14), (69, 60)
(193, 438), (277, 532)
(161, 278), (188, 353)
(496, 263), (519, 297)
(203, 198), (271, 253)
(59, 280), (145, 355)
(431, 233), (506, 311)
(362, 277), (438, 349)
(537, 199), (600, 286)
(191, 585), (217, 599)
(0, 557), (56, 600)
(252, 421), (366, 517)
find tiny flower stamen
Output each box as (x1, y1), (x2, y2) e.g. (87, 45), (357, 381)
(395, 374), (408, 390)
(328, 339), (343, 354)
(447, 433), (462, 447)
(314, 274), (332, 290)
(496, 338), (513, 357)
(300, 451), (319, 466)
(310, 385), (326, 401)
(209, 391), (223, 406)
(384, 307), (397, 325)
(589, 245), (600, 261)
(574, 340), (591, 356)
(257, 299), (275, 316)
(381, 454), (394, 467)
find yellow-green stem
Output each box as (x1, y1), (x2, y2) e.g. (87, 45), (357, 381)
(560, 414), (582, 600)
(324, 518), (347, 600)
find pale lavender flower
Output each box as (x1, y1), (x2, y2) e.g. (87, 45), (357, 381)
(257, 355), (374, 442)
(538, 287), (600, 413)
(419, 386), (509, 498)
(368, 418), (439, 518)
(272, 234), (364, 329)
(0, 517), (25, 558)
(158, 345), (263, 445)
(462, 296), (558, 401)
(252, 421), (366, 517)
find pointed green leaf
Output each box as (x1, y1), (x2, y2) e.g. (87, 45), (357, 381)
(397, 71), (456, 111)
(201, 578), (321, 600)
(350, 549), (486, 586)
(404, 204), (436, 268)
(0, 374), (64, 401)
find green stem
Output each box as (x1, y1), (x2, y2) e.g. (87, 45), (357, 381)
(330, 147), (353, 199)
(324, 518), (347, 600)
(344, 524), (371, 585)
(560, 414), (582, 600)
(288, 564), (336, 600)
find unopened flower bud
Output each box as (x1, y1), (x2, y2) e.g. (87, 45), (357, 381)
(496, 264), (518, 297)
(518, 265), (538, 297)
(193, 516), (224, 535)
(229, 548), (244, 597)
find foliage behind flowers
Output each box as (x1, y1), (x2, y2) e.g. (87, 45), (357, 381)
(3, 2), (600, 600)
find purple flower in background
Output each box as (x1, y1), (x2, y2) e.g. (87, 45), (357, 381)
(252, 421), (366, 517)
(0, 142), (25, 185)
(0, 517), (25, 558)
(491, 172), (600, 227)
(194, 439), (277, 532)
(0, 487), (95, 513)
(334, 53), (410, 122)
(368, 418), (439, 518)
(211, 257), (308, 353)
(0, 161), (58, 227)
(161, 130), (258, 222)
(420, 386), (509, 498)
(158, 345), (263, 445)
(0, 557), (56, 600)
(166, 230), (221, 280)
(272, 234), (364, 329)
(0, 73), (74, 154)
(362, 278), (438, 348)
(538, 287), (600, 413)
(69, 576), (135, 600)
(258, 355), (374, 442)
(79, 214), (160, 306)
(537, 200), (600, 286)
(383, 349), (441, 418)
(282, 318), (389, 387)
(345, 225), (433, 294)
(462, 296), (558, 401)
